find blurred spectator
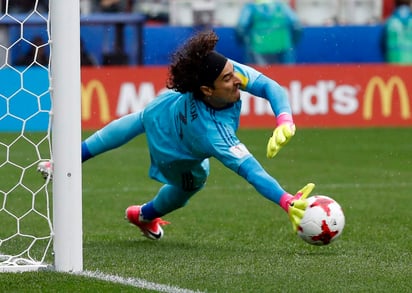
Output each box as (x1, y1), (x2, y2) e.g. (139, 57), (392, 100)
(338, 0), (383, 25)
(132, 0), (169, 23)
(294, 0), (339, 26)
(90, 0), (132, 65)
(1, 0), (48, 14)
(15, 36), (49, 66)
(382, 0), (412, 64)
(92, 0), (130, 13)
(14, 36), (97, 67)
(236, 0), (302, 65)
(81, 38), (98, 66)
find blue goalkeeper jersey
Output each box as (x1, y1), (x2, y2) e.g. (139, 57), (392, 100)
(142, 60), (289, 185)
(83, 59), (291, 203)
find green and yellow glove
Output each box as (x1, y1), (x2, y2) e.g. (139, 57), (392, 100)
(288, 183), (315, 233)
(266, 113), (296, 158)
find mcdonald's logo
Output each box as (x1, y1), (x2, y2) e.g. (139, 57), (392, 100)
(81, 80), (111, 123)
(363, 76), (411, 120)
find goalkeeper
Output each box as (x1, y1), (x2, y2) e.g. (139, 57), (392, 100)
(39, 30), (314, 240)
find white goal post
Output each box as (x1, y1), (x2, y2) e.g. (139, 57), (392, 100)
(0, 0), (82, 272)
(50, 0), (83, 272)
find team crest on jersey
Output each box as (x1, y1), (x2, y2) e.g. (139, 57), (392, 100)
(229, 143), (250, 158)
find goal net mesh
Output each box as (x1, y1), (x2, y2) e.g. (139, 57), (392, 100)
(0, 0), (53, 272)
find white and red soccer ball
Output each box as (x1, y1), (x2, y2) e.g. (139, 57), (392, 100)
(297, 195), (345, 246)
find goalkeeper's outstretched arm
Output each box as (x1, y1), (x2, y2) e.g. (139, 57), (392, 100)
(82, 111), (145, 162)
(238, 157), (315, 232)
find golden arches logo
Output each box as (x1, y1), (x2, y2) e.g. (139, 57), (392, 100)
(81, 80), (111, 123)
(363, 76), (411, 120)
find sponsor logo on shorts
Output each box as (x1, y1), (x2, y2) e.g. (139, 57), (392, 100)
(229, 143), (250, 158)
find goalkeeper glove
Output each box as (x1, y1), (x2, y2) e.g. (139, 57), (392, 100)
(37, 160), (53, 180)
(266, 113), (295, 158)
(280, 183), (315, 233)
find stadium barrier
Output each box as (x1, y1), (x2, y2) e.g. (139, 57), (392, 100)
(6, 22), (385, 66)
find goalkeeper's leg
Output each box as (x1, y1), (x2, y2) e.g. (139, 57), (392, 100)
(38, 111), (146, 179)
(150, 183), (204, 217)
(126, 184), (203, 240)
(126, 160), (208, 239)
(139, 158), (209, 219)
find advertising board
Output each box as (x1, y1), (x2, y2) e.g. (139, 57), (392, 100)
(80, 65), (412, 129)
(1, 65), (411, 131)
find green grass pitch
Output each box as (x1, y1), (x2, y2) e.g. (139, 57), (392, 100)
(0, 128), (411, 292)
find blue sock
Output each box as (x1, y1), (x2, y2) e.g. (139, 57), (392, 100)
(141, 184), (202, 220)
(141, 201), (162, 221)
(81, 142), (93, 162)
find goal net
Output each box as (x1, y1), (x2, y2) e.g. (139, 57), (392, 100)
(0, 0), (82, 272)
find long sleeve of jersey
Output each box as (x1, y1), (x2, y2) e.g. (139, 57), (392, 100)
(232, 60), (292, 119)
(238, 156), (286, 205)
(82, 111), (144, 162)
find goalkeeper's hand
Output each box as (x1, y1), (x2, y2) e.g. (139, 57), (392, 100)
(287, 183), (315, 233)
(266, 115), (295, 158)
(37, 160), (53, 180)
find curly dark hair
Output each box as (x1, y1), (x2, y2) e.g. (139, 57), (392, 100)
(167, 30), (219, 98)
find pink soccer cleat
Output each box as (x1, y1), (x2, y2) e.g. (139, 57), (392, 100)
(125, 205), (170, 240)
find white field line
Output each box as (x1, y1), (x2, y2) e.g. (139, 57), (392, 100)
(83, 181), (412, 194)
(75, 270), (204, 293)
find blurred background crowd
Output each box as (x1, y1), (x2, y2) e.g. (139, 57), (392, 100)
(0, 0), (411, 66)
(86, 0), (402, 26)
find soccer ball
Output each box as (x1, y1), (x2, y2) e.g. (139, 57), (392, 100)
(297, 195), (345, 246)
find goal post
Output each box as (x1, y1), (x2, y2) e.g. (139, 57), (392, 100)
(50, 0), (83, 272)
(0, 0), (82, 272)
